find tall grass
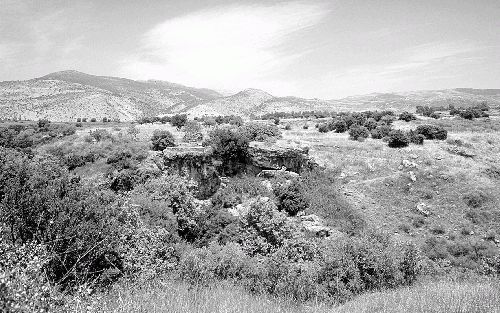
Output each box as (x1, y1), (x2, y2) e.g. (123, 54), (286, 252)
(72, 278), (499, 313)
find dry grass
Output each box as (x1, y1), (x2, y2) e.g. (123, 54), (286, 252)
(70, 279), (499, 313)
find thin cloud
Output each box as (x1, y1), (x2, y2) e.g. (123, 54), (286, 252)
(120, 2), (329, 91)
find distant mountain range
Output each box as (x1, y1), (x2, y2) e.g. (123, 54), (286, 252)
(1, 70), (499, 121)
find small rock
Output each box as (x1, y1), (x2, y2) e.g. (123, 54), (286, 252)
(409, 171), (417, 182)
(401, 159), (418, 168)
(415, 203), (430, 216)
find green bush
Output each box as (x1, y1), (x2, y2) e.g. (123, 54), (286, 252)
(317, 123), (329, 133)
(240, 122), (281, 141)
(371, 125), (392, 139)
(274, 180), (308, 216)
(416, 125), (448, 140)
(388, 130), (409, 148)
(399, 112), (416, 122)
(407, 130), (425, 145)
(463, 190), (488, 208)
(348, 125), (369, 141)
(333, 119), (348, 133)
(204, 127), (249, 176)
(0, 148), (122, 288)
(151, 130), (175, 151)
(170, 114), (188, 129)
(89, 128), (113, 142)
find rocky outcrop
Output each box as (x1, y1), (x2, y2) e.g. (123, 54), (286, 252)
(158, 146), (220, 199)
(246, 142), (316, 174)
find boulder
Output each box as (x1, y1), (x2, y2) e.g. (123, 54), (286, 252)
(300, 214), (333, 237)
(246, 141), (316, 174)
(415, 203), (430, 216)
(159, 146), (220, 199)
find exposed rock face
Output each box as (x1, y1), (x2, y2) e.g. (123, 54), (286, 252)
(246, 142), (316, 174)
(159, 146), (220, 199)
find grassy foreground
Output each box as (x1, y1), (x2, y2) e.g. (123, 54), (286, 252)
(73, 279), (499, 313)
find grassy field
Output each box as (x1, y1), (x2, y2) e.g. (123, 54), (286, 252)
(72, 278), (499, 313)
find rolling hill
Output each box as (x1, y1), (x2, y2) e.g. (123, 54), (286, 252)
(0, 70), (499, 121)
(0, 70), (222, 122)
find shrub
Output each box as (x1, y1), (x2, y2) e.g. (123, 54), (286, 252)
(371, 125), (392, 139)
(127, 124), (140, 139)
(317, 123), (330, 133)
(430, 112), (441, 119)
(274, 180), (308, 216)
(363, 118), (378, 130)
(170, 114), (188, 129)
(89, 128), (113, 142)
(416, 125), (448, 140)
(333, 119), (348, 133)
(273, 118), (280, 125)
(75, 122), (83, 127)
(463, 190), (488, 208)
(0, 149), (122, 288)
(388, 130), (409, 148)
(37, 119), (51, 130)
(407, 130), (425, 145)
(240, 122), (281, 141)
(151, 130), (175, 151)
(204, 127), (249, 175)
(348, 125), (369, 141)
(399, 112), (416, 122)
(183, 120), (203, 143)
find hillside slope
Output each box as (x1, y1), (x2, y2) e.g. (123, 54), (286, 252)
(330, 89), (500, 112)
(0, 70), (222, 121)
(185, 89), (333, 118)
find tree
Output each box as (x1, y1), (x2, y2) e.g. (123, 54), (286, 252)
(151, 130), (175, 151)
(348, 125), (369, 141)
(388, 130), (409, 148)
(170, 114), (188, 129)
(204, 128), (249, 176)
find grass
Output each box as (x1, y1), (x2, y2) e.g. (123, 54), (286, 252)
(72, 278), (500, 313)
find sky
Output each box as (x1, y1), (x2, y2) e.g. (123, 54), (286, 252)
(0, 0), (499, 99)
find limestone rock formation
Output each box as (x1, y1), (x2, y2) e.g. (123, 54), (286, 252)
(246, 142), (316, 174)
(159, 146), (220, 199)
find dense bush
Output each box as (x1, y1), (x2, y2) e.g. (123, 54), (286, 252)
(0, 122), (76, 150)
(348, 125), (369, 141)
(0, 148), (122, 288)
(370, 125), (392, 139)
(151, 130), (175, 151)
(333, 119), (348, 133)
(406, 130), (425, 145)
(240, 122), (281, 141)
(89, 128), (114, 142)
(274, 180), (308, 216)
(416, 125), (448, 140)
(399, 112), (417, 122)
(204, 127), (249, 176)
(170, 114), (188, 129)
(317, 123), (330, 133)
(388, 130), (410, 148)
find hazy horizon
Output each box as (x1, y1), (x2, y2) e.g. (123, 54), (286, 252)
(1, 0), (499, 99)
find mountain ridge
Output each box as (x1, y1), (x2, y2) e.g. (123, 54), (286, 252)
(1, 70), (499, 121)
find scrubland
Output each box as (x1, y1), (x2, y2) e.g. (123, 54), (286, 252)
(1, 108), (499, 312)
